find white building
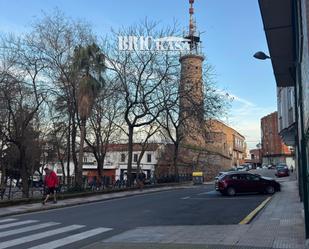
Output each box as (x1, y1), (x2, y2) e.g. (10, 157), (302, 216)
(277, 87), (297, 146)
(45, 143), (163, 183)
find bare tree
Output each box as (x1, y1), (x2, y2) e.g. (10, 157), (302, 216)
(28, 10), (97, 187)
(46, 114), (68, 185)
(105, 20), (179, 185)
(85, 83), (123, 182)
(157, 65), (229, 178)
(0, 34), (46, 197)
(135, 124), (160, 175)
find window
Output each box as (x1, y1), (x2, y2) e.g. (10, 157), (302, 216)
(121, 153), (125, 162)
(56, 168), (63, 174)
(230, 175), (239, 180)
(237, 174), (248, 180)
(133, 154), (138, 162)
(147, 154), (152, 163)
(244, 174), (260, 181)
(83, 157), (88, 162)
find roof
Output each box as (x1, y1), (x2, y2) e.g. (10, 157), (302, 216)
(258, 0), (295, 87)
(107, 143), (161, 152)
(206, 119), (245, 139)
(261, 111), (277, 121)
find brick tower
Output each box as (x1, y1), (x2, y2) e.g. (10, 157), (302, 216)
(179, 0), (205, 147)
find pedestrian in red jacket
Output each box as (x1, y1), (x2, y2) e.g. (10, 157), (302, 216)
(42, 168), (59, 205)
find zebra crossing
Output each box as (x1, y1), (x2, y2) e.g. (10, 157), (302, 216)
(0, 217), (112, 248)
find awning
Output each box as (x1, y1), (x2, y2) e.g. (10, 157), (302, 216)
(259, 0), (295, 87)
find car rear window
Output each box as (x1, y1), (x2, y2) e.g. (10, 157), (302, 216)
(218, 173), (226, 179)
(224, 174), (240, 180)
(230, 175), (239, 180)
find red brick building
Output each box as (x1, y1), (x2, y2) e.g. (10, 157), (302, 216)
(249, 149), (262, 167)
(261, 112), (294, 165)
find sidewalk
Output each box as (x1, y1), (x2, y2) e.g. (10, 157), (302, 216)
(0, 184), (192, 218)
(85, 178), (307, 249)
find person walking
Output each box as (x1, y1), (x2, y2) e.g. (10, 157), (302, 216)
(42, 167), (59, 205)
(290, 165), (294, 173)
(137, 172), (145, 191)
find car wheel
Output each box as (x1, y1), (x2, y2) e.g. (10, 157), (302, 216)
(265, 185), (275, 194)
(226, 187), (236, 196)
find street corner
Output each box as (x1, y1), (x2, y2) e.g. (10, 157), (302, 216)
(239, 196), (272, 225)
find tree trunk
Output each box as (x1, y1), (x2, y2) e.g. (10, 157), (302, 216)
(173, 142), (179, 181)
(96, 153), (102, 179)
(97, 156), (105, 188)
(77, 119), (86, 189)
(136, 149), (145, 175)
(0, 165), (6, 200)
(19, 146), (29, 198)
(71, 115), (78, 185)
(127, 126), (134, 186)
(66, 116), (71, 186)
(60, 159), (66, 186)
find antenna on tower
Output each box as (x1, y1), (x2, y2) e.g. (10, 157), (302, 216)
(185, 0), (201, 54)
(189, 0), (195, 36)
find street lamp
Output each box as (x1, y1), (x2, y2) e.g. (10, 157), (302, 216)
(253, 51), (271, 60)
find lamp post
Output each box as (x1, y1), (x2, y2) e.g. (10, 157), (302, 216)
(253, 51), (271, 60)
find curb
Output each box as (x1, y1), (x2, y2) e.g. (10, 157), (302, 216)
(0, 185), (189, 218)
(0, 182), (192, 208)
(239, 196), (272, 224)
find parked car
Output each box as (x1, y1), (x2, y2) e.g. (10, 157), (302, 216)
(242, 164), (252, 171)
(236, 166), (247, 171)
(276, 163), (288, 169)
(246, 164), (252, 170)
(215, 172), (227, 180)
(215, 172), (280, 196)
(275, 166), (290, 177)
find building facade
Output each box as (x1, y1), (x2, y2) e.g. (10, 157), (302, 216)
(45, 143), (161, 184)
(258, 0), (309, 239)
(277, 87), (297, 146)
(83, 144), (160, 182)
(261, 112), (294, 166)
(249, 149), (262, 168)
(206, 120), (246, 167)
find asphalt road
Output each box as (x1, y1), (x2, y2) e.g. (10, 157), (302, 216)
(0, 169), (279, 249)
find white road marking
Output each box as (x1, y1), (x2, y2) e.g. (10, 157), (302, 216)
(188, 197), (264, 200)
(0, 222), (60, 238)
(0, 220), (38, 230)
(181, 196), (190, 200)
(28, 227), (113, 249)
(0, 219), (17, 224)
(197, 191), (214, 195)
(0, 224), (84, 249)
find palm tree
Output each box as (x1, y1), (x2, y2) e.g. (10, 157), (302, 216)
(73, 43), (105, 189)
